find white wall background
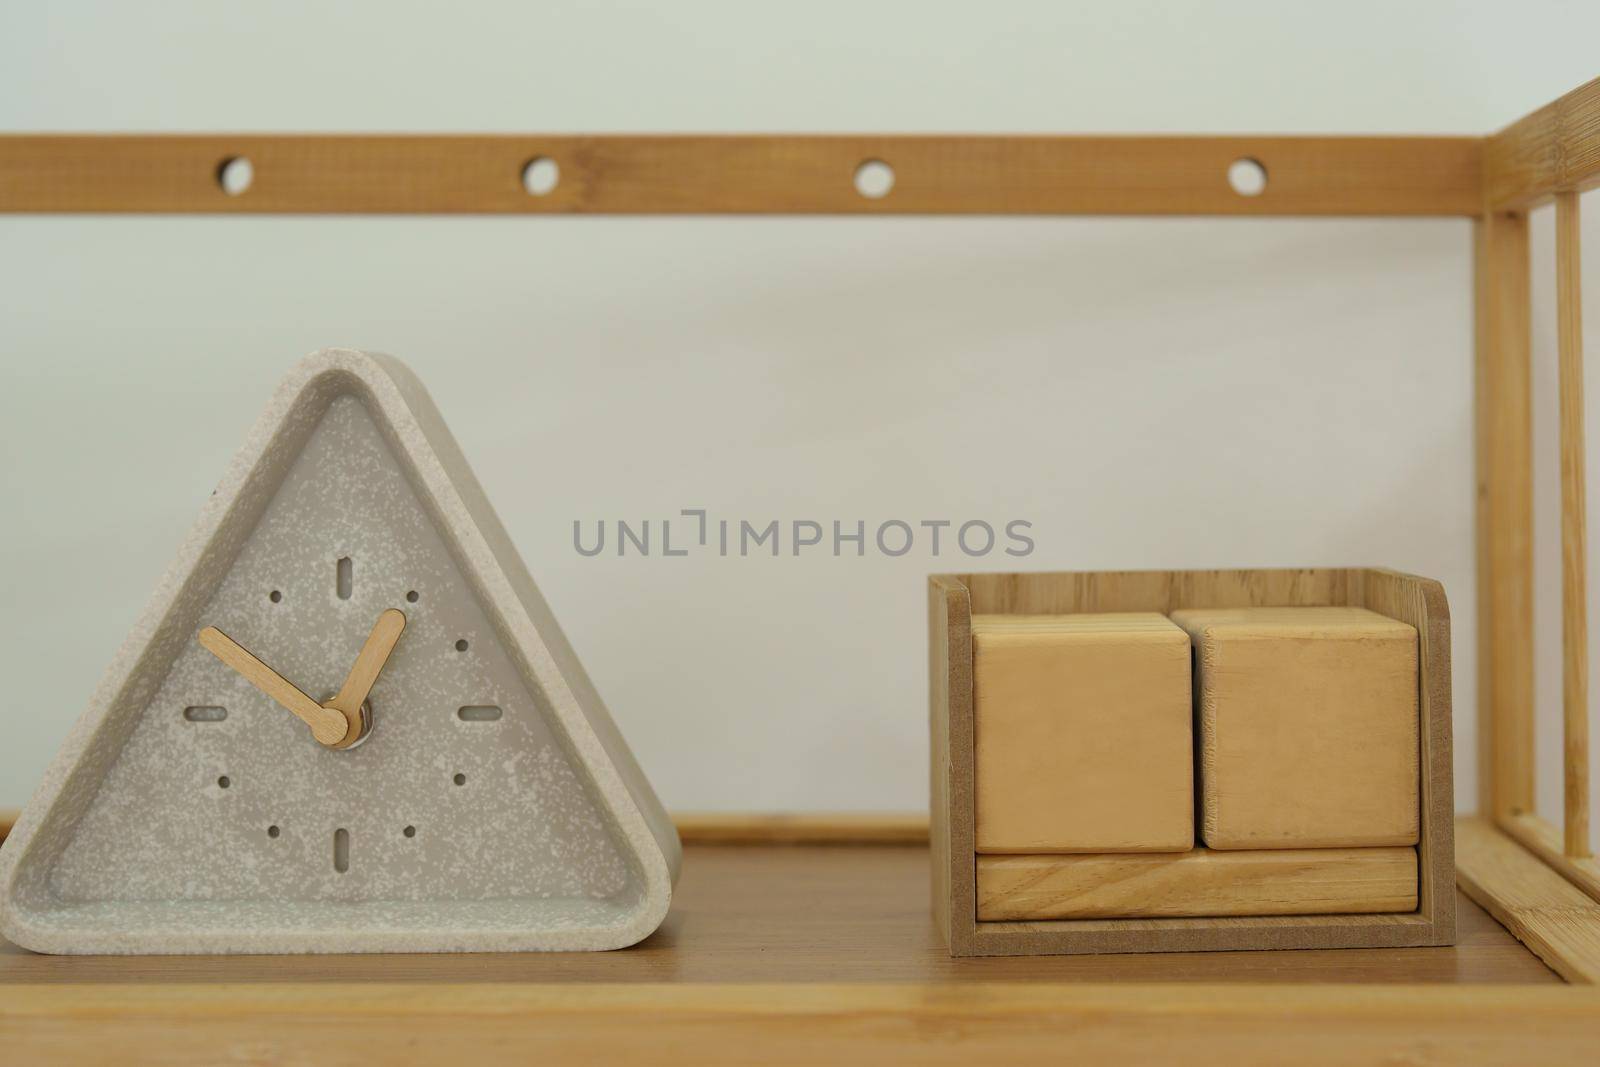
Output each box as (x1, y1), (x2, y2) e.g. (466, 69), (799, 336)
(2, 1), (1598, 824)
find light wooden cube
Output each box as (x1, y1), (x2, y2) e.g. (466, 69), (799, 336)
(1169, 606), (1419, 850)
(973, 612), (1192, 854)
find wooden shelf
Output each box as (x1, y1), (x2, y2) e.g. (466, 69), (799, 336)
(0, 841), (1556, 987)
(6, 838), (1597, 1064)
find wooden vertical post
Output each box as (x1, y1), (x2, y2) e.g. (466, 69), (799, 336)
(1557, 190), (1592, 858)
(1476, 211), (1536, 823)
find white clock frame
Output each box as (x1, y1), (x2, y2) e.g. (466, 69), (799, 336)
(0, 350), (680, 953)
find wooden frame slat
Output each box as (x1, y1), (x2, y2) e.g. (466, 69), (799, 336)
(1475, 210), (1536, 823)
(0, 135), (1481, 215)
(1485, 76), (1600, 210)
(672, 813), (926, 845)
(1556, 191), (1592, 859)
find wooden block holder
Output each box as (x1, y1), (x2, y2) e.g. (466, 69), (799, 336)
(930, 566), (1454, 957)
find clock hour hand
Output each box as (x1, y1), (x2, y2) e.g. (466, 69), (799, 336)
(325, 608), (407, 729)
(198, 626), (350, 746)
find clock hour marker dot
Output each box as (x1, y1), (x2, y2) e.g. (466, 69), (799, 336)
(406, 590), (419, 603)
(454, 639), (468, 652)
(217, 775), (231, 789)
(453, 772), (466, 786)
(267, 825), (280, 839)
(403, 825), (417, 838)
(268, 590), (282, 603)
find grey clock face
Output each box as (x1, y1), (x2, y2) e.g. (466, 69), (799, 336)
(45, 397), (636, 919)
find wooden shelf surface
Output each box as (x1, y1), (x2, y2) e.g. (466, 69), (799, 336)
(0, 842), (1558, 985)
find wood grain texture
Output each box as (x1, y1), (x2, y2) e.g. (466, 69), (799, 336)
(4, 981), (1599, 1067)
(1556, 191), (1592, 859)
(1474, 212), (1535, 824)
(1170, 607), (1419, 850)
(1344, 569), (1457, 938)
(1501, 813), (1600, 909)
(0, 806), (932, 848)
(929, 576), (974, 954)
(0, 844), (1555, 985)
(1456, 816), (1600, 984)
(0, 806), (935, 847)
(324, 607), (406, 749)
(672, 813), (927, 845)
(1485, 75), (1600, 209)
(931, 569), (1454, 956)
(0, 135), (1482, 215)
(7, 809), (942, 848)
(196, 625), (349, 745)
(972, 613), (1192, 853)
(978, 847), (1417, 920)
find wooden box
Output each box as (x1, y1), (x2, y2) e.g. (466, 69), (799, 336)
(929, 567), (1454, 956)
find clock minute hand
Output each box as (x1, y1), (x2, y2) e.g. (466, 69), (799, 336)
(326, 608), (407, 723)
(198, 626), (350, 746)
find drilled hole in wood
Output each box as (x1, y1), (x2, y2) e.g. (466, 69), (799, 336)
(336, 556), (352, 600)
(217, 156), (254, 196)
(854, 159), (894, 200)
(522, 156), (560, 196)
(183, 705), (227, 722)
(457, 705), (503, 722)
(334, 828), (350, 873)
(1228, 157), (1267, 197)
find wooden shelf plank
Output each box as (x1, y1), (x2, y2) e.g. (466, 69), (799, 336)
(4, 980), (1600, 1067)
(0, 842), (1557, 985)
(0, 825), (1591, 1060)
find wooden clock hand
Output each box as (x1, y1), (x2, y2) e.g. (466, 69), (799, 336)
(198, 626), (350, 746)
(323, 608), (407, 744)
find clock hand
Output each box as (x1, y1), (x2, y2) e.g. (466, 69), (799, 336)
(324, 608), (407, 742)
(198, 626), (350, 746)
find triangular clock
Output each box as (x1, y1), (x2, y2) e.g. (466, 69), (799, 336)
(0, 350), (680, 953)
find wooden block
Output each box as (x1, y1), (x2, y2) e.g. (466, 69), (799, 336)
(973, 612), (1192, 854)
(977, 846), (1418, 920)
(1170, 606), (1419, 850)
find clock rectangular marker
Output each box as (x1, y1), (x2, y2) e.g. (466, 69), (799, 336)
(457, 705), (503, 722)
(333, 828), (350, 874)
(336, 556), (352, 600)
(182, 706), (227, 722)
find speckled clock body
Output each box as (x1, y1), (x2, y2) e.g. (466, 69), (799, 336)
(0, 351), (680, 953)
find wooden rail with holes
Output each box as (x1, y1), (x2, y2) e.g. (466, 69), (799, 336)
(0, 135), (1481, 215)
(3, 74), (1600, 991)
